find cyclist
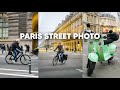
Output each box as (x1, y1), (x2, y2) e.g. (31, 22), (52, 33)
(54, 42), (64, 62)
(11, 39), (22, 62)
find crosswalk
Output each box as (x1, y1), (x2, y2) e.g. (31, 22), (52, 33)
(0, 68), (38, 78)
(0, 52), (39, 78)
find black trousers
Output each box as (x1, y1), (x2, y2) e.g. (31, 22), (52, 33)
(104, 39), (113, 45)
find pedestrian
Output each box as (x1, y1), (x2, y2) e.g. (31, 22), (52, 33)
(7, 44), (10, 52)
(46, 47), (48, 52)
(24, 44), (27, 53)
(27, 45), (30, 52)
(24, 45), (30, 53)
(72, 48), (74, 52)
(21, 45), (23, 51)
(1, 44), (5, 54)
(74, 47), (76, 53)
(4, 44), (6, 53)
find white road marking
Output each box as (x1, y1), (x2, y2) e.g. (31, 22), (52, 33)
(51, 55), (54, 56)
(0, 56), (6, 57)
(117, 60), (120, 62)
(76, 69), (84, 73)
(0, 73), (38, 78)
(83, 54), (87, 56)
(115, 58), (119, 60)
(73, 54), (80, 55)
(0, 68), (38, 73)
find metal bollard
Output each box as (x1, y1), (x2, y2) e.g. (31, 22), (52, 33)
(29, 59), (32, 74)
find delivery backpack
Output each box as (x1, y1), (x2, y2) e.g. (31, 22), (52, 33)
(107, 32), (119, 41)
(63, 54), (68, 60)
(112, 32), (119, 41)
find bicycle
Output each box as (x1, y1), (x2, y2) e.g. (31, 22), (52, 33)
(52, 51), (68, 66)
(5, 50), (31, 65)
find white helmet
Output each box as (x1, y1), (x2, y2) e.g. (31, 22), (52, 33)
(16, 39), (20, 42)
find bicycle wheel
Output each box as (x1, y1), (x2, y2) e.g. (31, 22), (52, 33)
(20, 54), (31, 65)
(53, 56), (58, 66)
(5, 54), (14, 64)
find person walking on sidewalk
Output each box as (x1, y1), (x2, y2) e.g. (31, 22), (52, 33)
(25, 45), (30, 53)
(21, 45), (23, 51)
(46, 47), (48, 52)
(27, 45), (30, 52)
(1, 44), (5, 54)
(7, 44), (10, 52)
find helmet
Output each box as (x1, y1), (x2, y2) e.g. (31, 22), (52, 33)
(86, 23), (90, 28)
(15, 39), (20, 42)
(109, 30), (113, 33)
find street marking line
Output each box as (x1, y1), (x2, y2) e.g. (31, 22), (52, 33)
(83, 54), (87, 56)
(0, 73), (38, 78)
(73, 54), (80, 55)
(76, 69), (84, 73)
(0, 68), (38, 73)
(115, 58), (119, 60)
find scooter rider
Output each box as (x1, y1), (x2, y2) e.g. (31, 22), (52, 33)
(54, 42), (64, 62)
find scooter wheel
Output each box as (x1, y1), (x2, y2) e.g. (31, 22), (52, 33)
(108, 57), (114, 65)
(87, 61), (96, 76)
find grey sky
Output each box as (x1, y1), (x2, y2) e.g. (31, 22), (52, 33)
(38, 12), (69, 45)
(39, 12), (70, 34)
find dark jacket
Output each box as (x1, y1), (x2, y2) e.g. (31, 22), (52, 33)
(11, 42), (21, 51)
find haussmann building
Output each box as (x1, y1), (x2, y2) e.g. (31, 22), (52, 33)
(52, 12), (100, 52)
(0, 12), (38, 51)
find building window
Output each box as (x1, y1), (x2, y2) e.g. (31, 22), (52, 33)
(75, 21), (77, 28)
(87, 16), (89, 22)
(0, 19), (2, 22)
(0, 13), (8, 38)
(69, 26), (71, 33)
(80, 18), (82, 26)
(0, 28), (2, 38)
(94, 16), (96, 23)
(2, 28), (8, 38)
(88, 15), (90, 22)
(72, 23), (74, 29)
(91, 15), (93, 23)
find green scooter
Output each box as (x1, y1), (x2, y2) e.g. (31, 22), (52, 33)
(85, 24), (119, 76)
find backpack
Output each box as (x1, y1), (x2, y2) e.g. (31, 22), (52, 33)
(112, 32), (119, 41)
(63, 54), (68, 60)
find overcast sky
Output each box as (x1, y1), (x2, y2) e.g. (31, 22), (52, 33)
(38, 12), (118, 45)
(38, 12), (69, 45)
(39, 12), (69, 34)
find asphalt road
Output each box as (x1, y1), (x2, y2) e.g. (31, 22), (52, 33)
(39, 52), (82, 78)
(0, 52), (38, 78)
